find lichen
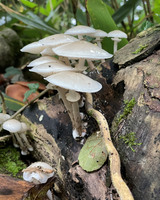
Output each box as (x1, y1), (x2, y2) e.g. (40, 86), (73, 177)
(132, 44), (148, 54)
(0, 145), (26, 177)
(119, 132), (142, 152)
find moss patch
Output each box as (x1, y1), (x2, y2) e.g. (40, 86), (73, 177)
(117, 98), (136, 124)
(0, 145), (26, 178)
(132, 44), (148, 54)
(119, 132), (142, 152)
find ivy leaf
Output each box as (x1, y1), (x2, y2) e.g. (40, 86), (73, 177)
(4, 66), (22, 78)
(23, 83), (39, 102)
(78, 132), (108, 172)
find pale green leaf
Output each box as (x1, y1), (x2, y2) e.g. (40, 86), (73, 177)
(78, 132), (108, 172)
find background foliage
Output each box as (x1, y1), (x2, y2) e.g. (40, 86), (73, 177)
(0, 0), (158, 51)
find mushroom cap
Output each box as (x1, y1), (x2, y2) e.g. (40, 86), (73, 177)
(65, 25), (96, 36)
(52, 41), (113, 60)
(29, 62), (75, 77)
(23, 161), (54, 184)
(107, 30), (127, 38)
(20, 42), (45, 54)
(44, 71), (102, 93)
(66, 90), (81, 102)
(89, 30), (108, 38)
(3, 119), (22, 133)
(27, 56), (62, 67)
(0, 113), (10, 125)
(39, 34), (79, 47)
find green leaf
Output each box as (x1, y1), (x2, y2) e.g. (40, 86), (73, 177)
(4, 66), (22, 78)
(78, 132), (108, 172)
(86, 0), (128, 53)
(112, 0), (141, 24)
(19, 0), (38, 9)
(0, 93), (25, 112)
(23, 83), (39, 102)
(0, 3), (59, 34)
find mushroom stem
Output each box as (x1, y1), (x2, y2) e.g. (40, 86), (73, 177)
(113, 40), (118, 53)
(87, 60), (95, 70)
(76, 58), (85, 69)
(78, 35), (83, 40)
(14, 132), (28, 154)
(59, 56), (70, 66)
(0, 91), (6, 114)
(71, 101), (82, 136)
(56, 87), (75, 128)
(20, 133), (33, 151)
(85, 93), (134, 200)
(10, 132), (19, 147)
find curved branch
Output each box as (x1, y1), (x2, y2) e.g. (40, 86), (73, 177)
(85, 93), (134, 200)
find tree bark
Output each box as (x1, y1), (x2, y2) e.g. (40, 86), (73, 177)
(111, 25), (160, 200)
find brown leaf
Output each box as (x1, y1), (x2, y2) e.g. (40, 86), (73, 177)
(0, 174), (33, 200)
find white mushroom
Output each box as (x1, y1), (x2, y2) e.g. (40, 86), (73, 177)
(44, 71), (102, 93)
(29, 62), (75, 77)
(23, 162), (54, 200)
(45, 71), (102, 138)
(0, 113), (11, 131)
(27, 56), (61, 67)
(64, 25), (96, 40)
(89, 29), (108, 48)
(0, 113), (10, 125)
(20, 42), (45, 54)
(39, 33), (79, 46)
(107, 30), (127, 53)
(2, 119), (32, 155)
(2, 119), (23, 150)
(52, 40), (112, 70)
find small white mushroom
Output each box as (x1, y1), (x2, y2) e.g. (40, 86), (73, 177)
(0, 113), (10, 125)
(64, 25), (96, 40)
(0, 113), (11, 131)
(2, 119), (23, 150)
(89, 29), (108, 48)
(23, 162), (54, 200)
(107, 30), (127, 53)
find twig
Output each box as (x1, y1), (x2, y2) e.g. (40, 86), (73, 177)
(85, 93), (134, 200)
(10, 88), (49, 119)
(0, 91), (6, 114)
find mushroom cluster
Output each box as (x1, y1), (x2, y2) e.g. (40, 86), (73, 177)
(21, 25), (126, 139)
(0, 114), (33, 155)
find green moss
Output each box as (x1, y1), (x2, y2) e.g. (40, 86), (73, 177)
(132, 44), (148, 54)
(0, 145), (26, 177)
(117, 98), (136, 124)
(119, 132), (142, 152)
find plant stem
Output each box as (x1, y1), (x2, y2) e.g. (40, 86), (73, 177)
(10, 88), (50, 119)
(0, 91), (6, 114)
(85, 93), (134, 200)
